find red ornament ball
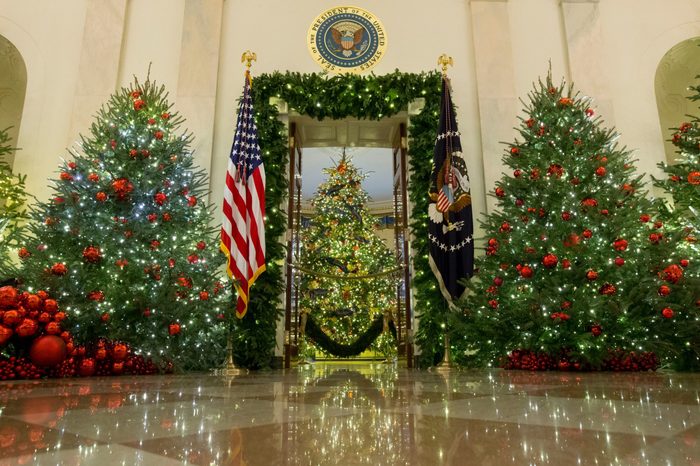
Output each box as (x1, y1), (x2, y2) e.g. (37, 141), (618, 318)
(199, 291), (209, 301)
(196, 241), (206, 250)
(95, 191), (107, 202)
(680, 259), (689, 268)
(15, 319), (38, 338)
(44, 299), (58, 313)
(3, 310), (20, 327)
(168, 323), (181, 336)
(101, 313), (110, 323)
(45, 322), (61, 335)
(662, 308), (674, 319)
(154, 192), (168, 205)
(614, 257), (625, 267)
(0, 286), (19, 308)
(29, 335), (67, 367)
(595, 166), (606, 177)
(112, 362), (125, 375)
(561, 211), (571, 221)
(133, 99), (146, 111)
(542, 254), (558, 268)
(510, 147), (520, 156)
(24, 294), (42, 311)
(0, 325), (13, 345)
(520, 266), (534, 279)
(586, 270), (598, 281)
(488, 299), (498, 309)
(187, 196), (197, 207)
(493, 277), (503, 287)
(591, 325), (602, 337)
(658, 285), (671, 296)
(79, 358), (96, 377)
(112, 343), (128, 361)
(599, 283), (617, 296)
(640, 214), (651, 223)
(582, 229), (592, 239)
(562, 259), (571, 269)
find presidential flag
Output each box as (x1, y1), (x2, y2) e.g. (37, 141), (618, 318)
(428, 75), (474, 302)
(221, 71), (266, 318)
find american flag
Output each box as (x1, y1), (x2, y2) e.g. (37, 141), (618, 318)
(221, 72), (266, 319)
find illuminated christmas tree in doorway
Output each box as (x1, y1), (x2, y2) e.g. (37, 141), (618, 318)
(298, 153), (399, 359)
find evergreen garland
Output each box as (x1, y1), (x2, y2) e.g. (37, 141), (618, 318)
(246, 70), (444, 368)
(304, 313), (397, 358)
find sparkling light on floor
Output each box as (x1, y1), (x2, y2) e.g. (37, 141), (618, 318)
(0, 364), (698, 465)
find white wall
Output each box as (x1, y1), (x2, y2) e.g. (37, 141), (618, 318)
(1, 0), (699, 218)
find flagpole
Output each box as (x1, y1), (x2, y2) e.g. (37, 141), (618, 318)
(217, 50), (258, 377)
(436, 53), (455, 372)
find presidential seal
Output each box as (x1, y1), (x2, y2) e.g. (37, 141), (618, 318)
(308, 6), (387, 74)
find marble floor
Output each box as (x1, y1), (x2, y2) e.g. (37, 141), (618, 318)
(0, 364), (698, 465)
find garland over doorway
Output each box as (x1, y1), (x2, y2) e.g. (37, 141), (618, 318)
(232, 70), (447, 368)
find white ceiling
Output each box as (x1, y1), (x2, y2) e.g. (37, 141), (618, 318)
(301, 147), (394, 203)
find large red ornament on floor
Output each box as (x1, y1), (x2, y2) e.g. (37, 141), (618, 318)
(29, 335), (67, 367)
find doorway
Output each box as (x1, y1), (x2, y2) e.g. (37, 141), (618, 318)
(283, 114), (413, 368)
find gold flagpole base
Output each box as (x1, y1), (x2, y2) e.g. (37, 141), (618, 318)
(214, 331), (247, 376)
(434, 331), (455, 372)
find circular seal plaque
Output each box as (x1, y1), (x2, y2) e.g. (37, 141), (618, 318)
(308, 6), (387, 74)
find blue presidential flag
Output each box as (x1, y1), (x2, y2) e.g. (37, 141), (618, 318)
(428, 76), (474, 302)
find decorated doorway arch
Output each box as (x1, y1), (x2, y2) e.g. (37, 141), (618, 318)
(231, 71), (447, 368)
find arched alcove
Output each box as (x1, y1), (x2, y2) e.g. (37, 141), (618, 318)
(654, 36), (700, 164)
(0, 34), (27, 168)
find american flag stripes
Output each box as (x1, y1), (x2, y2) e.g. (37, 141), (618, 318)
(221, 72), (266, 319)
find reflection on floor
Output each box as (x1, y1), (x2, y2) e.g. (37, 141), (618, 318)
(0, 363), (698, 465)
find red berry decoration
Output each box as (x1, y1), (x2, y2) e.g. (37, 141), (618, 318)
(29, 335), (67, 367)
(82, 246), (102, 263)
(153, 192), (168, 205)
(542, 254), (558, 268)
(50, 263), (67, 276)
(662, 308), (674, 319)
(599, 283), (617, 296)
(613, 238), (628, 251)
(168, 323), (181, 336)
(661, 264), (683, 284)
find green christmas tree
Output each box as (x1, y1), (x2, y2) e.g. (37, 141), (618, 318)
(18, 80), (228, 370)
(0, 127), (30, 279)
(299, 155), (398, 358)
(456, 75), (670, 370)
(651, 75), (700, 370)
